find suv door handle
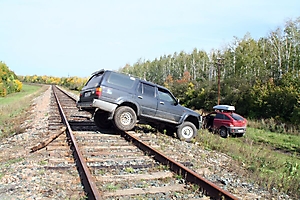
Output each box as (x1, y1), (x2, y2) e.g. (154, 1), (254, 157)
(138, 96), (143, 99)
(159, 101), (164, 105)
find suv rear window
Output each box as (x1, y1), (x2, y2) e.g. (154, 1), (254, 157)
(107, 72), (135, 89)
(86, 74), (103, 88)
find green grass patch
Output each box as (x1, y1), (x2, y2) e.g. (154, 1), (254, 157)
(103, 183), (120, 192)
(0, 84), (41, 105)
(4, 157), (24, 167)
(0, 84), (47, 139)
(1, 157), (25, 169)
(196, 129), (300, 198)
(246, 127), (300, 154)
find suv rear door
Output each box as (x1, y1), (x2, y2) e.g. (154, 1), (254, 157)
(136, 82), (158, 117)
(79, 71), (104, 102)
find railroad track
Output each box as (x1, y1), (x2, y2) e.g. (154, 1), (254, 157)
(45, 85), (239, 199)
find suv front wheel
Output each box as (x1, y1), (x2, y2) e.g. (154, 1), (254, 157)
(176, 121), (197, 142)
(113, 106), (137, 131)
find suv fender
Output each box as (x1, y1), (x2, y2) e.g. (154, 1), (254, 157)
(112, 100), (139, 119)
(177, 114), (201, 129)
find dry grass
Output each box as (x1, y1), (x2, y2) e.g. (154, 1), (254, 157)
(196, 129), (300, 198)
(0, 84), (48, 139)
(247, 118), (300, 135)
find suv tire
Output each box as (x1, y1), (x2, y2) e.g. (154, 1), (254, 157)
(94, 110), (112, 129)
(176, 121), (197, 142)
(113, 106), (137, 131)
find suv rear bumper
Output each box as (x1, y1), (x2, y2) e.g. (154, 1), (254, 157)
(77, 99), (117, 113)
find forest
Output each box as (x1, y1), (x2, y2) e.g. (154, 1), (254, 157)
(0, 61), (22, 97)
(4, 17), (300, 133)
(119, 17), (300, 131)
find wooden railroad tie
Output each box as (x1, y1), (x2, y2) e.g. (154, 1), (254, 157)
(30, 127), (66, 153)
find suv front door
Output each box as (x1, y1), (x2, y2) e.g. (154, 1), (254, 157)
(155, 87), (183, 123)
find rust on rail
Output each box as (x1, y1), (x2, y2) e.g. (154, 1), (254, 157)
(121, 130), (239, 200)
(52, 85), (102, 200)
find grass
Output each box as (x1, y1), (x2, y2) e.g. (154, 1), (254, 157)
(196, 127), (300, 198)
(0, 84), (47, 139)
(247, 127), (300, 154)
(104, 183), (120, 192)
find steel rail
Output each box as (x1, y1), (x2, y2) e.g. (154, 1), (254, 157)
(53, 85), (239, 199)
(121, 131), (239, 200)
(52, 86), (102, 200)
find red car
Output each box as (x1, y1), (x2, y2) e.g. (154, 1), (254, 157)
(203, 105), (247, 138)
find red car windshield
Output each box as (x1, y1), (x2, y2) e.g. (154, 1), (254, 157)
(230, 113), (244, 121)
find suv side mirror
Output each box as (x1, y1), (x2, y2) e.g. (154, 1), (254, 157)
(173, 99), (179, 106)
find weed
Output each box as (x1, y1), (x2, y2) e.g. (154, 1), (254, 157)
(7, 157), (24, 165)
(96, 169), (105, 175)
(78, 195), (88, 200)
(174, 174), (182, 180)
(38, 160), (48, 165)
(104, 183), (120, 192)
(124, 167), (134, 173)
(190, 184), (200, 192)
(157, 164), (169, 171)
(38, 169), (45, 175)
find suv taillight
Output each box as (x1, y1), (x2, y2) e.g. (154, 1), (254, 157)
(96, 87), (102, 97)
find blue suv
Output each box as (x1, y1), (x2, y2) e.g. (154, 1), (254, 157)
(76, 69), (202, 141)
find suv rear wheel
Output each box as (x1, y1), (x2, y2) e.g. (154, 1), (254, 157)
(94, 110), (112, 129)
(176, 122), (197, 142)
(113, 106), (137, 131)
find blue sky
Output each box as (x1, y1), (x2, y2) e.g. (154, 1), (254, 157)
(1, 0), (299, 77)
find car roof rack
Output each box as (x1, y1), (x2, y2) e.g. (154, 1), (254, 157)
(91, 69), (105, 76)
(213, 105), (235, 111)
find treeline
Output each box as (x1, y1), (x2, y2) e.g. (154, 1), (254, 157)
(19, 75), (88, 91)
(119, 17), (300, 129)
(0, 61), (22, 97)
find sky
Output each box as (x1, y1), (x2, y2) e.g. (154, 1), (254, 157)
(0, 0), (299, 78)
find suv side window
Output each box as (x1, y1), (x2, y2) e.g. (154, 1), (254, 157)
(158, 88), (176, 104)
(138, 83), (155, 97)
(107, 72), (135, 89)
